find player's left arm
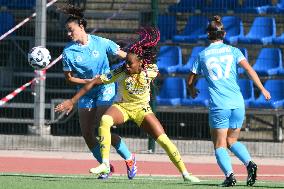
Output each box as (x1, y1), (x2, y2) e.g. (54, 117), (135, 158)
(239, 59), (271, 100)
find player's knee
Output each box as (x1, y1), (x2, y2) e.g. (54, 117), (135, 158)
(226, 137), (238, 147)
(100, 115), (114, 129)
(214, 139), (227, 149)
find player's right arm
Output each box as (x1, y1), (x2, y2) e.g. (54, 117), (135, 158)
(233, 47), (271, 101)
(187, 55), (201, 99)
(187, 72), (200, 99)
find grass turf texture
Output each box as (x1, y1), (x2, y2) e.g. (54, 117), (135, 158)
(1, 173), (284, 189)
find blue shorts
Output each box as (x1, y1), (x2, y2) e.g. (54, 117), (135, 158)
(78, 83), (115, 108)
(209, 107), (245, 129)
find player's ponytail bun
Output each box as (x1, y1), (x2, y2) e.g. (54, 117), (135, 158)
(57, 3), (87, 29)
(207, 15), (225, 41)
(213, 15), (221, 22)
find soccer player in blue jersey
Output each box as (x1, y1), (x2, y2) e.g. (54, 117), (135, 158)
(58, 4), (137, 179)
(187, 15), (271, 187)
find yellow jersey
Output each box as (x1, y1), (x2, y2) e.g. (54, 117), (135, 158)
(100, 63), (158, 106)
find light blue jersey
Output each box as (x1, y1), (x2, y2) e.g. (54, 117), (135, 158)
(62, 34), (119, 108)
(191, 42), (246, 110)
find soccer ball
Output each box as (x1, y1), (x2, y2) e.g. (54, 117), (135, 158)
(28, 46), (51, 70)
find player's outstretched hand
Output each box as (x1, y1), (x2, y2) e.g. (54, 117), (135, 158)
(188, 86), (200, 99)
(55, 99), (74, 115)
(261, 88), (271, 101)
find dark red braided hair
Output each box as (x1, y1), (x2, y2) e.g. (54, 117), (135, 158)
(128, 27), (160, 65)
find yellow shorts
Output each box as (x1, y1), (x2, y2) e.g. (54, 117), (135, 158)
(112, 102), (153, 126)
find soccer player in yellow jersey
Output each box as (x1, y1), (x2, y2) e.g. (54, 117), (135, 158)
(55, 27), (200, 182)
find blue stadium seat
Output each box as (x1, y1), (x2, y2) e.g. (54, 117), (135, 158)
(278, 68), (284, 75)
(238, 17), (276, 45)
(181, 78), (209, 107)
(234, 0), (272, 14)
(266, 0), (284, 13)
(168, 0), (205, 13)
(0, 12), (15, 36)
(273, 32), (284, 45)
(252, 48), (282, 76)
(0, 0), (7, 6)
(156, 77), (186, 106)
(249, 80), (284, 109)
(176, 46), (205, 74)
(240, 47), (249, 59)
(238, 79), (254, 107)
(157, 45), (182, 74)
(223, 16), (244, 44)
(202, 0), (239, 13)
(238, 48), (248, 75)
(172, 16), (208, 43)
(158, 15), (177, 42)
(6, 0), (35, 9)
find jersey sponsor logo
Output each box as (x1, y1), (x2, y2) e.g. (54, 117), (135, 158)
(125, 78), (147, 95)
(142, 105), (151, 112)
(76, 55), (83, 62)
(92, 50), (99, 58)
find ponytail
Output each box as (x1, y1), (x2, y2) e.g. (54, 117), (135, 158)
(57, 3), (87, 28)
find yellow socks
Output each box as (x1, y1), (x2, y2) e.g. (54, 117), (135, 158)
(156, 134), (187, 174)
(98, 115), (114, 161)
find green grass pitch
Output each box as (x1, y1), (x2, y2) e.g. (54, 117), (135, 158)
(1, 173), (284, 189)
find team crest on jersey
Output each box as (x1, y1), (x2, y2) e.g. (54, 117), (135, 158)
(92, 50), (99, 58)
(76, 55), (83, 62)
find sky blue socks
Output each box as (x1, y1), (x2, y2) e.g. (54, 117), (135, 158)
(91, 138), (131, 163)
(229, 141), (251, 166)
(215, 147), (233, 177)
(115, 138), (131, 160)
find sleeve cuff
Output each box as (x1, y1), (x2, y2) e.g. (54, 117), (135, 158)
(63, 68), (72, 72)
(237, 57), (246, 64)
